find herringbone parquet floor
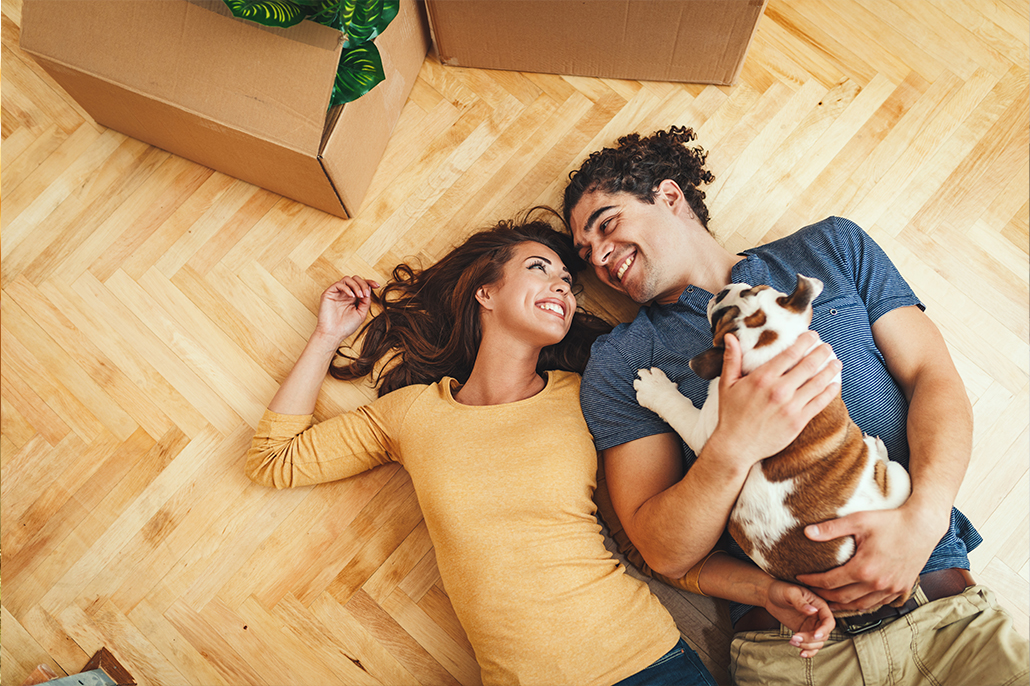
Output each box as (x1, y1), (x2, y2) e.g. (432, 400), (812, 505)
(2, 1), (1027, 684)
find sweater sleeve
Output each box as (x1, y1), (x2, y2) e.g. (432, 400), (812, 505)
(245, 386), (422, 489)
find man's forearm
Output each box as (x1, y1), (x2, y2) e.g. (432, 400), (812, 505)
(902, 370), (972, 540)
(616, 442), (752, 578)
(873, 307), (973, 543)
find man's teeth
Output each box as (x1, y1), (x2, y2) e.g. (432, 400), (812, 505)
(539, 302), (564, 316)
(616, 255), (633, 280)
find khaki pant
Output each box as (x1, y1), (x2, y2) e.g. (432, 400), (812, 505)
(730, 585), (1029, 686)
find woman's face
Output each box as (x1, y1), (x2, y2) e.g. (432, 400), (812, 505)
(478, 241), (577, 347)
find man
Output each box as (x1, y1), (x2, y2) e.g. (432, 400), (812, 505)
(564, 126), (1028, 684)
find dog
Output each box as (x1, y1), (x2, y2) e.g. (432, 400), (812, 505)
(633, 274), (913, 614)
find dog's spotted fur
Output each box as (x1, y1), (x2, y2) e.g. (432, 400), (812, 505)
(633, 274), (912, 615)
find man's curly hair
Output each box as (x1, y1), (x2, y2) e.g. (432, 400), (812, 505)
(562, 126), (715, 233)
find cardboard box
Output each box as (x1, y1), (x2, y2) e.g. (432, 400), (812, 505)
(425, 0), (767, 86)
(20, 0), (430, 218)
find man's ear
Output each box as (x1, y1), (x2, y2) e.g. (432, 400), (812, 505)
(655, 179), (684, 207)
(655, 179), (696, 221)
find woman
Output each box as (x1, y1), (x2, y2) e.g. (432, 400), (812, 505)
(245, 219), (824, 685)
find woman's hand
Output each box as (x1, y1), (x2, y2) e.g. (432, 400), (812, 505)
(267, 276), (379, 416)
(765, 580), (835, 658)
(314, 276), (380, 347)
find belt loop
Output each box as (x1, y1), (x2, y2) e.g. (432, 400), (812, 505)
(911, 583), (930, 608)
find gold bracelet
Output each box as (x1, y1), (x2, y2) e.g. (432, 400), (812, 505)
(681, 549), (728, 596)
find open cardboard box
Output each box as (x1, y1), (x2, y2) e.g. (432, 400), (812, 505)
(426, 0), (767, 86)
(20, 0), (430, 219)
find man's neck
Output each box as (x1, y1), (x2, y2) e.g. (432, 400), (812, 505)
(654, 240), (744, 305)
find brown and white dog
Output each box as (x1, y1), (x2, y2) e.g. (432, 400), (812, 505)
(633, 274), (912, 614)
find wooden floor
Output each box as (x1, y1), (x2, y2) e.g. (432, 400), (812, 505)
(2, 0), (1028, 684)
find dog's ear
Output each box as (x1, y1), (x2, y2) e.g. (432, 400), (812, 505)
(694, 304), (739, 379)
(777, 274), (824, 313)
(690, 347), (724, 380)
(709, 305), (740, 345)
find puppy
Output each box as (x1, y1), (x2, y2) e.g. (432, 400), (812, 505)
(633, 274), (912, 614)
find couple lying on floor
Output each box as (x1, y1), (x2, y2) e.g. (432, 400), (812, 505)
(244, 127), (1028, 686)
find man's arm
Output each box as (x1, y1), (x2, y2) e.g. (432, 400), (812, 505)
(798, 306), (971, 611)
(606, 332), (842, 577)
(603, 432), (744, 576)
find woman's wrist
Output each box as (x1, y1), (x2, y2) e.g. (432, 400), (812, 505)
(307, 330), (346, 358)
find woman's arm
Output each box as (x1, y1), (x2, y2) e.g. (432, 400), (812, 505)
(697, 552), (835, 658)
(246, 276), (390, 489)
(269, 276), (378, 415)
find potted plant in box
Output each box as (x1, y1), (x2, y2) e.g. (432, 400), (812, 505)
(223, 0), (399, 107)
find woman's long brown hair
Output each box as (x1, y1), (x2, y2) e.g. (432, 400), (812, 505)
(330, 216), (613, 397)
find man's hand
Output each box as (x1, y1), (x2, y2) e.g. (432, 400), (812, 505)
(796, 505), (943, 612)
(765, 581), (836, 659)
(704, 331), (842, 472)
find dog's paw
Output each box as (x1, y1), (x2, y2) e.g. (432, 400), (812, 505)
(634, 368), (678, 413)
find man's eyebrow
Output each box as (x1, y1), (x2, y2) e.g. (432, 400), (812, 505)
(583, 205), (615, 235)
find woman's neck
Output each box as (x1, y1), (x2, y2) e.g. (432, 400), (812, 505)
(454, 343), (545, 406)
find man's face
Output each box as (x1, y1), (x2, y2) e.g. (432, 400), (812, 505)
(569, 188), (686, 304)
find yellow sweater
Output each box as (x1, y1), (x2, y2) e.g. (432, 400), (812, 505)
(246, 370), (680, 686)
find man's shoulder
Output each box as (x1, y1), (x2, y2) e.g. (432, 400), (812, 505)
(750, 216), (851, 254)
(744, 216), (875, 280)
(597, 306), (660, 342)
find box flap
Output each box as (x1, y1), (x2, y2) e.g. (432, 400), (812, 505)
(20, 0), (342, 153)
(320, 0), (430, 215)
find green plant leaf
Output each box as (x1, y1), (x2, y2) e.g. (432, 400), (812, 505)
(222, 0), (311, 27)
(330, 41), (386, 106)
(312, 0), (399, 47)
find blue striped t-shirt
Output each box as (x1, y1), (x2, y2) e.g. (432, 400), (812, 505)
(581, 216), (981, 623)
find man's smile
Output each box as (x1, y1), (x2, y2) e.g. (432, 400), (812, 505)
(613, 252), (635, 283)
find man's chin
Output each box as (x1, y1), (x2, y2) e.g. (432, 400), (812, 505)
(601, 272), (650, 303)
(622, 282), (653, 304)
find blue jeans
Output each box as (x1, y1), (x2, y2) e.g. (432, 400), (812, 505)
(614, 638), (717, 686)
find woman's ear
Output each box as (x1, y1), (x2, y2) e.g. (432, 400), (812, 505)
(475, 284), (493, 310)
